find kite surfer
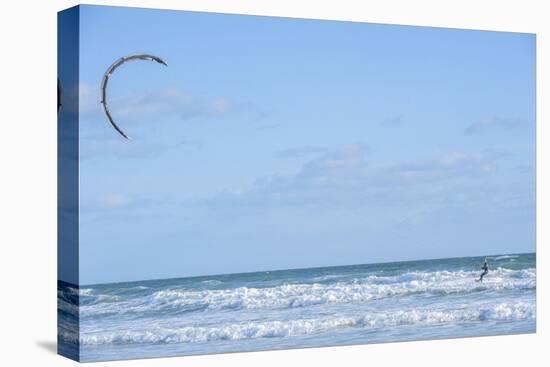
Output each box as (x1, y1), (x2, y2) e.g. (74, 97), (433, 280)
(477, 258), (489, 282)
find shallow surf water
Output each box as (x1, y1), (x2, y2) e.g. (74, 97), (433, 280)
(58, 253), (535, 361)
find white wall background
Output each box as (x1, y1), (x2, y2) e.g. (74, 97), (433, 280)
(0, 0), (547, 366)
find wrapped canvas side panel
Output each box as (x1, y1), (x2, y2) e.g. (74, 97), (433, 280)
(57, 5), (80, 362)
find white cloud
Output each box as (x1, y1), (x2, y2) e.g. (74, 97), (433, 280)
(100, 194), (130, 208)
(80, 145), (531, 227)
(381, 115), (404, 126)
(80, 84), (236, 123)
(201, 147), (513, 215)
(464, 117), (530, 135)
(277, 146), (329, 159)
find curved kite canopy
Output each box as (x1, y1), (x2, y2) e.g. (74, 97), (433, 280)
(100, 54), (168, 139)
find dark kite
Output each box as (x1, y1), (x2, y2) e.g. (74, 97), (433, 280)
(100, 54), (168, 139)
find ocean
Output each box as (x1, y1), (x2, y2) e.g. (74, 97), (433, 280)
(58, 253), (536, 362)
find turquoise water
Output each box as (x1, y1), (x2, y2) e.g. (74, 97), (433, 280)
(58, 253), (535, 362)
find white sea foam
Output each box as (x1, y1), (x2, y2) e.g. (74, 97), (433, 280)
(200, 280), (223, 286)
(79, 301), (535, 346)
(79, 267), (536, 317)
(493, 255), (519, 261)
(79, 288), (94, 296)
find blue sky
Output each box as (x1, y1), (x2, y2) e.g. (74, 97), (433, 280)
(76, 5), (535, 285)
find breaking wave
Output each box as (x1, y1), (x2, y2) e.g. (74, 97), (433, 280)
(79, 267), (535, 318)
(78, 301), (535, 346)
